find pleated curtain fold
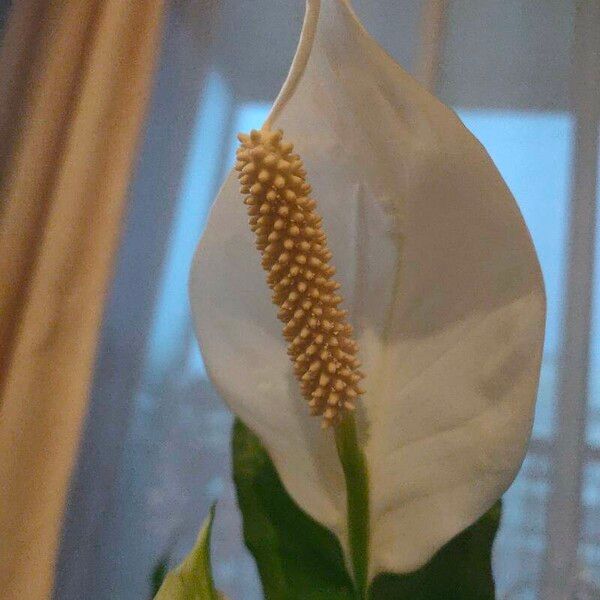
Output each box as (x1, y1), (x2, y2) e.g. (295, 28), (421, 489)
(0, 1), (165, 597)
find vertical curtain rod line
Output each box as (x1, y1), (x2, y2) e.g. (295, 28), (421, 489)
(416, 0), (448, 92)
(541, 1), (600, 598)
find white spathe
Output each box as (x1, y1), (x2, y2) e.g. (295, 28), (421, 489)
(189, 0), (545, 580)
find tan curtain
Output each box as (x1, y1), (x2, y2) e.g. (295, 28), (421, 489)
(0, 1), (165, 598)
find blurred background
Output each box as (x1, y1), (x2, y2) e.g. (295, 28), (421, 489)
(3, 1), (593, 598)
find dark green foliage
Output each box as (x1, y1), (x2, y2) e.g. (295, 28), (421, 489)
(150, 556), (170, 599)
(233, 419), (356, 600)
(233, 419), (501, 600)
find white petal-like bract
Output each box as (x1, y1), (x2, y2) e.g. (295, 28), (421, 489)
(190, 0), (545, 579)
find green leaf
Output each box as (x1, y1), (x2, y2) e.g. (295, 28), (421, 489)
(233, 418), (501, 600)
(150, 555), (170, 598)
(232, 419), (355, 600)
(154, 504), (220, 600)
(369, 502), (501, 600)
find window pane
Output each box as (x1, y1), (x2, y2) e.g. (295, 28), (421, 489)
(582, 147), (600, 593)
(581, 460), (600, 590)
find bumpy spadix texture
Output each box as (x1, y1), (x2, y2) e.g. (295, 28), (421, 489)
(235, 128), (364, 426)
(190, 0), (546, 581)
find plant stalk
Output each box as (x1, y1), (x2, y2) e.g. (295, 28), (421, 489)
(334, 413), (370, 599)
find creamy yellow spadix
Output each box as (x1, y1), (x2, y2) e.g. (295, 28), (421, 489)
(235, 128), (365, 427)
(190, 0), (545, 581)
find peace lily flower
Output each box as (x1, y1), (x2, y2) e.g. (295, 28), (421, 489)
(189, 0), (545, 592)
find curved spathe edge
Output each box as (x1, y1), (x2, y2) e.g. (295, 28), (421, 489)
(265, 0), (321, 128)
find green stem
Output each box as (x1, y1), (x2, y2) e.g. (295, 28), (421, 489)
(334, 413), (370, 599)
